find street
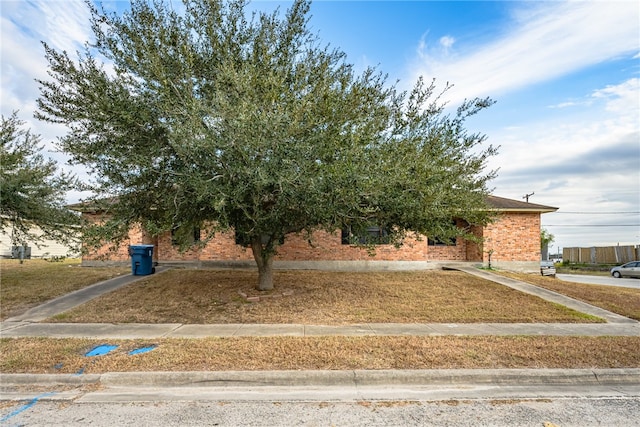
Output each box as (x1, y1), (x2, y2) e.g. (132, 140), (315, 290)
(557, 274), (640, 289)
(3, 383), (640, 426)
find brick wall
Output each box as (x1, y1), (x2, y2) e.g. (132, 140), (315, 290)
(80, 211), (542, 264)
(274, 230), (437, 261)
(152, 229), (466, 262)
(158, 229), (254, 262)
(82, 214), (139, 261)
(482, 212), (541, 262)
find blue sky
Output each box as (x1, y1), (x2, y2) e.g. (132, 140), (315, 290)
(1, 0), (639, 252)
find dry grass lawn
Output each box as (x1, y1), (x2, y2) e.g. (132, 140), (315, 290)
(50, 269), (602, 324)
(1, 336), (638, 374)
(3, 265), (638, 373)
(0, 259), (129, 320)
(499, 272), (640, 321)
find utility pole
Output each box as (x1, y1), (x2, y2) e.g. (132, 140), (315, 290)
(523, 191), (535, 203)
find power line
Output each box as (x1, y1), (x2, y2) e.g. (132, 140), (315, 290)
(551, 212), (640, 214)
(544, 224), (640, 227)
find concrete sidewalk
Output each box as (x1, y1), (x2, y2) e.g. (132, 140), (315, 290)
(2, 321), (639, 339)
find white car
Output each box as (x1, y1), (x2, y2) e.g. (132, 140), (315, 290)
(540, 261), (556, 277)
(610, 261), (640, 278)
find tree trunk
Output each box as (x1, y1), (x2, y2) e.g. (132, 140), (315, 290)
(251, 238), (274, 291)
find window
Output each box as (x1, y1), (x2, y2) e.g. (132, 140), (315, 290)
(427, 236), (456, 246)
(171, 226), (201, 246)
(342, 225), (391, 245)
(427, 220), (458, 246)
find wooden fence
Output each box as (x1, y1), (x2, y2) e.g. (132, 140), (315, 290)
(563, 245), (640, 264)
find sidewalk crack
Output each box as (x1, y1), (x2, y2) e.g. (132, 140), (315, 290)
(163, 324), (185, 337)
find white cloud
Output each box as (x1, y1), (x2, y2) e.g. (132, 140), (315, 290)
(1, 0), (92, 120)
(592, 78), (640, 114)
(487, 78), (640, 248)
(408, 0), (640, 248)
(1, 0), (94, 201)
(491, 78), (639, 176)
(439, 35), (455, 51)
(492, 76), (638, 161)
(547, 100), (588, 109)
(412, 1), (640, 104)
(416, 32), (428, 60)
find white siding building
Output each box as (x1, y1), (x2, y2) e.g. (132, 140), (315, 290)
(0, 223), (80, 259)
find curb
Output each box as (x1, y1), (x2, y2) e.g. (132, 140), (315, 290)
(2, 368), (639, 389)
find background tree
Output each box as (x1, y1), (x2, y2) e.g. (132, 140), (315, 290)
(36, 0), (497, 290)
(0, 112), (79, 257)
(541, 227), (555, 260)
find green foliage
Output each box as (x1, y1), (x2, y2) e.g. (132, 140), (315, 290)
(0, 112), (79, 248)
(541, 227), (554, 251)
(558, 261), (614, 272)
(36, 0), (497, 289)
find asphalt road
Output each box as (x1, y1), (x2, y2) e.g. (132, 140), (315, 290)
(557, 273), (640, 289)
(4, 386), (640, 427)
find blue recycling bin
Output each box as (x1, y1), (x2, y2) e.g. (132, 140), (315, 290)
(128, 244), (155, 275)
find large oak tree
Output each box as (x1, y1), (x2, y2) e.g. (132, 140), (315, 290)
(37, 0), (497, 290)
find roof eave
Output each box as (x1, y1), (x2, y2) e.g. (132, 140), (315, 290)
(491, 207), (558, 214)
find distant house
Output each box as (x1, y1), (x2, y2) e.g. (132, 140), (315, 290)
(72, 195), (557, 273)
(0, 221), (80, 259)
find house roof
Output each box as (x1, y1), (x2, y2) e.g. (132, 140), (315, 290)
(486, 195), (558, 213)
(67, 197), (118, 213)
(69, 195), (559, 214)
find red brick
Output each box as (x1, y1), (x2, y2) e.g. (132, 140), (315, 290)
(81, 212), (541, 264)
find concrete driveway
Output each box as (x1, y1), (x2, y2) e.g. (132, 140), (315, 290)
(557, 274), (640, 289)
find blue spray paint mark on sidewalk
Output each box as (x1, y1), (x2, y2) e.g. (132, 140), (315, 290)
(128, 345), (157, 355)
(0, 392), (56, 423)
(85, 344), (118, 357)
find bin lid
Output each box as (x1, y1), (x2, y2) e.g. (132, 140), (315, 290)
(129, 244), (155, 248)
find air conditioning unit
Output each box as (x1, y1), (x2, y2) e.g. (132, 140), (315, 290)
(11, 246), (31, 259)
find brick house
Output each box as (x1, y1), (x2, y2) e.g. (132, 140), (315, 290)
(74, 195), (557, 273)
